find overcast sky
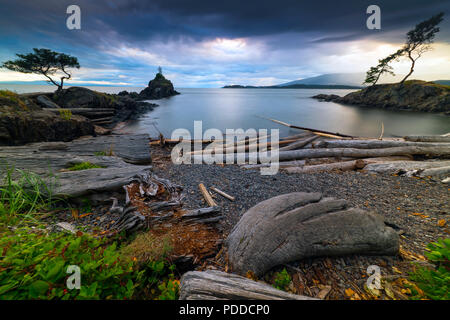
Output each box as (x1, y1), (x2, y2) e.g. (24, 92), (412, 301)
(0, 0), (449, 87)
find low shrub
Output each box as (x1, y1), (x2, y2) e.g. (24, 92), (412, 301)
(408, 238), (449, 300)
(0, 227), (178, 300)
(67, 162), (105, 171)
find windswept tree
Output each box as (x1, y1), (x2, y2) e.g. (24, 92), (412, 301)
(364, 49), (404, 86)
(364, 13), (444, 86)
(400, 12), (444, 83)
(2, 48), (80, 91)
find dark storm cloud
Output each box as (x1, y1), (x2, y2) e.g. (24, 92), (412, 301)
(0, 0), (448, 87)
(1, 0), (448, 46)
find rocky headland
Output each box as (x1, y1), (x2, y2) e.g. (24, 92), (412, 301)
(313, 80), (450, 115)
(0, 87), (157, 146)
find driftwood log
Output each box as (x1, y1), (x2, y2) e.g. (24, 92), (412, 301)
(282, 159), (365, 174)
(198, 183), (217, 207)
(192, 146), (450, 164)
(313, 139), (450, 149)
(363, 160), (450, 175)
(404, 135), (450, 143)
(279, 135), (319, 151)
(226, 192), (399, 276)
(179, 270), (316, 300)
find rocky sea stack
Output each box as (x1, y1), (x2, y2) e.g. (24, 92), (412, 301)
(313, 80), (450, 114)
(139, 72), (180, 100)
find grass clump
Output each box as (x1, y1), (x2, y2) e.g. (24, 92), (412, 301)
(0, 90), (28, 110)
(408, 238), (449, 300)
(120, 232), (173, 264)
(67, 162), (105, 171)
(58, 109), (72, 120)
(0, 167), (58, 224)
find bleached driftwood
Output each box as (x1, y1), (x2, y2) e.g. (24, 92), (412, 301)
(179, 270), (316, 300)
(192, 146), (450, 164)
(404, 135), (450, 143)
(313, 139), (450, 149)
(282, 160), (365, 174)
(279, 135), (319, 151)
(363, 160), (450, 175)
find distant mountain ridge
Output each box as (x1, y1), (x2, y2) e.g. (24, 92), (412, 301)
(277, 73), (366, 87)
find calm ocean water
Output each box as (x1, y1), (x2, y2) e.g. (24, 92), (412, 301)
(2, 84), (449, 138)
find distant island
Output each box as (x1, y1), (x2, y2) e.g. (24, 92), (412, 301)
(223, 84), (363, 89)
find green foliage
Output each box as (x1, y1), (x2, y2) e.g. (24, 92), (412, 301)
(273, 268), (292, 291)
(0, 167), (179, 300)
(2, 48), (80, 90)
(67, 162), (105, 171)
(58, 109), (72, 121)
(408, 238), (450, 300)
(364, 49), (403, 86)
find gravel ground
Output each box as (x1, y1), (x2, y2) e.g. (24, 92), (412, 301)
(152, 148), (449, 252)
(47, 146), (449, 299)
(150, 146), (449, 299)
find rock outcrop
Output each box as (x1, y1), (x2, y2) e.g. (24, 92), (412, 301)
(0, 134), (152, 199)
(0, 90), (94, 146)
(52, 87), (157, 126)
(179, 270), (316, 300)
(226, 192), (399, 277)
(313, 80), (450, 114)
(139, 72), (179, 100)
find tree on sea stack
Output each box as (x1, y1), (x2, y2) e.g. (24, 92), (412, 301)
(1, 48), (80, 92)
(400, 12), (444, 83)
(363, 13), (444, 86)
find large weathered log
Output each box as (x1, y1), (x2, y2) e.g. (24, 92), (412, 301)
(416, 166), (450, 177)
(282, 160), (365, 174)
(179, 270), (316, 300)
(192, 146), (450, 164)
(313, 139), (450, 149)
(226, 192), (399, 276)
(404, 135), (450, 143)
(279, 135), (319, 151)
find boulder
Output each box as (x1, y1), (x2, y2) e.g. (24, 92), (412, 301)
(226, 192), (399, 276)
(36, 95), (61, 109)
(179, 270), (315, 300)
(139, 73), (179, 100)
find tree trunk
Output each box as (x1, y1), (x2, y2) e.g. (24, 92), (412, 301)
(400, 52), (415, 83)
